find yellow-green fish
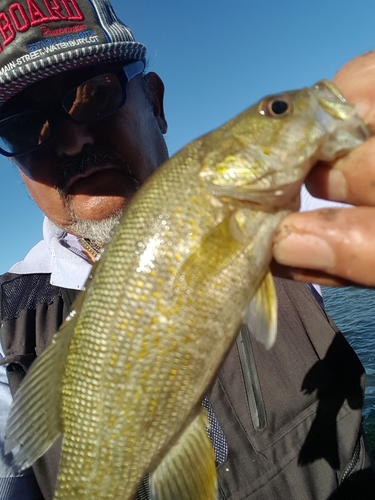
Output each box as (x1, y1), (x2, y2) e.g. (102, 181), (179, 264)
(5, 80), (369, 500)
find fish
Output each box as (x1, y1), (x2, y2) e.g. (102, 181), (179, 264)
(5, 80), (369, 500)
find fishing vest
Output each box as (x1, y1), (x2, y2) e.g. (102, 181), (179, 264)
(1, 272), (375, 499)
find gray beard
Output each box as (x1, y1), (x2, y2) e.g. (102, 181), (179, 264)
(66, 211), (123, 245)
(54, 149), (136, 244)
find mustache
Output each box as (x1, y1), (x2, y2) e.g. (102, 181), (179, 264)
(55, 148), (135, 192)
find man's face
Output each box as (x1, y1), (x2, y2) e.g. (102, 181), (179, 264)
(4, 63), (168, 241)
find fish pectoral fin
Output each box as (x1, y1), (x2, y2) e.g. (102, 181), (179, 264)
(149, 408), (217, 500)
(245, 271), (278, 349)
(5, 309), (78, 469)
(176, 219), (244, 289)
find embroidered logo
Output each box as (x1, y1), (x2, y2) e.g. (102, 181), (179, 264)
(0, 0), (108, 74)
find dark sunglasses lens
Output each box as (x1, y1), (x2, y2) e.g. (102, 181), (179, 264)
(62, 73), (125, 123)
(0, 111), (50, 156)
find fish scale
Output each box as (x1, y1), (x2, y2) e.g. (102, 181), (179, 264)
(5, 80), (370, 500)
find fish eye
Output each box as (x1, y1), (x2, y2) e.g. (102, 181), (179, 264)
(259, 95), (293, 118)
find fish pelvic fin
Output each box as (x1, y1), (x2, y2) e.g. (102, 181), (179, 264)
(149, 408), (217, 500)
(4, 301), (80, 469)
(245, 271), (278, 349)
(176, 218), (245, 290)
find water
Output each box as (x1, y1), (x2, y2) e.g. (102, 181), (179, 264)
(322, 286), (375, 454)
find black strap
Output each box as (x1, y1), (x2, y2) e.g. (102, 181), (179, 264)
(60, 287), (80, 312)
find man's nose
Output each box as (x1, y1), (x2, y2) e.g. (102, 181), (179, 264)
(53, 115), (95, 157)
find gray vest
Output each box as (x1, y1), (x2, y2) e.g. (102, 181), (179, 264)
(1, 272), (374, 499)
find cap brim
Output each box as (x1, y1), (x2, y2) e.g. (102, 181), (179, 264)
(0, 41), (146, 105)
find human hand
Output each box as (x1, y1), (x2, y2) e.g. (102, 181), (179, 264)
(272, 51), (375, 287)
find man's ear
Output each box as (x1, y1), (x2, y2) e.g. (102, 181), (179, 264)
(143, 72), (168, 134)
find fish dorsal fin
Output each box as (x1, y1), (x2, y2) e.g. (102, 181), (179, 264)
(149, 408), (217, 500)
(176, 218), (244, 289)
(4, 299), (81, 469)
(245, 271), (278, 349)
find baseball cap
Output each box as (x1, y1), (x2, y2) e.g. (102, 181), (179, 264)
(0, 0), (146, 104)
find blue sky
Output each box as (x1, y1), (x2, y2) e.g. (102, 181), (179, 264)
(0, 0), (375, 273)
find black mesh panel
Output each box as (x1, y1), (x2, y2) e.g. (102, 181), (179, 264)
(1, 274), (60, 321)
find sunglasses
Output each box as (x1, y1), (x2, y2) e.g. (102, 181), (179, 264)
(0, 60), (145, 157)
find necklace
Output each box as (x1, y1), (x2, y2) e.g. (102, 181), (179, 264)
(78, 238), (103, 262)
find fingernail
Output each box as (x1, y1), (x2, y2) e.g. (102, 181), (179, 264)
(273, 233), (336, 271)
(326, 168), (348, 201)
(356, 100), (373, 122)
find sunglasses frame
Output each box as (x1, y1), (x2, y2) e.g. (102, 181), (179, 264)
(0, 60), (145, 157)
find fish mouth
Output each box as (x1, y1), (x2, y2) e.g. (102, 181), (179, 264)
(314, 80), (348, 113)
(312, 79), (371, 160)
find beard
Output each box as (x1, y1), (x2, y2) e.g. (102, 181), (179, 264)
(67, 211), (123, 244)
(55, 147), (138, 244)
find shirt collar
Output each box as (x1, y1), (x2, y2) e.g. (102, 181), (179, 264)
(8, 217), (92, 290)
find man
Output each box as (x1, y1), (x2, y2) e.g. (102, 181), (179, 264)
(0, 0), (374, 499)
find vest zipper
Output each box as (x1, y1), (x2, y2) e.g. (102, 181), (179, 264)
(339, 433), (361, 485)
(236, 323), (267, 430)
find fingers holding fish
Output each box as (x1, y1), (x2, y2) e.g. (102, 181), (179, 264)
(271, 50), (375, 287)
(304, 51), (375, 207)
(272, 207), (375, 287)
(305, 135), (375, 207)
